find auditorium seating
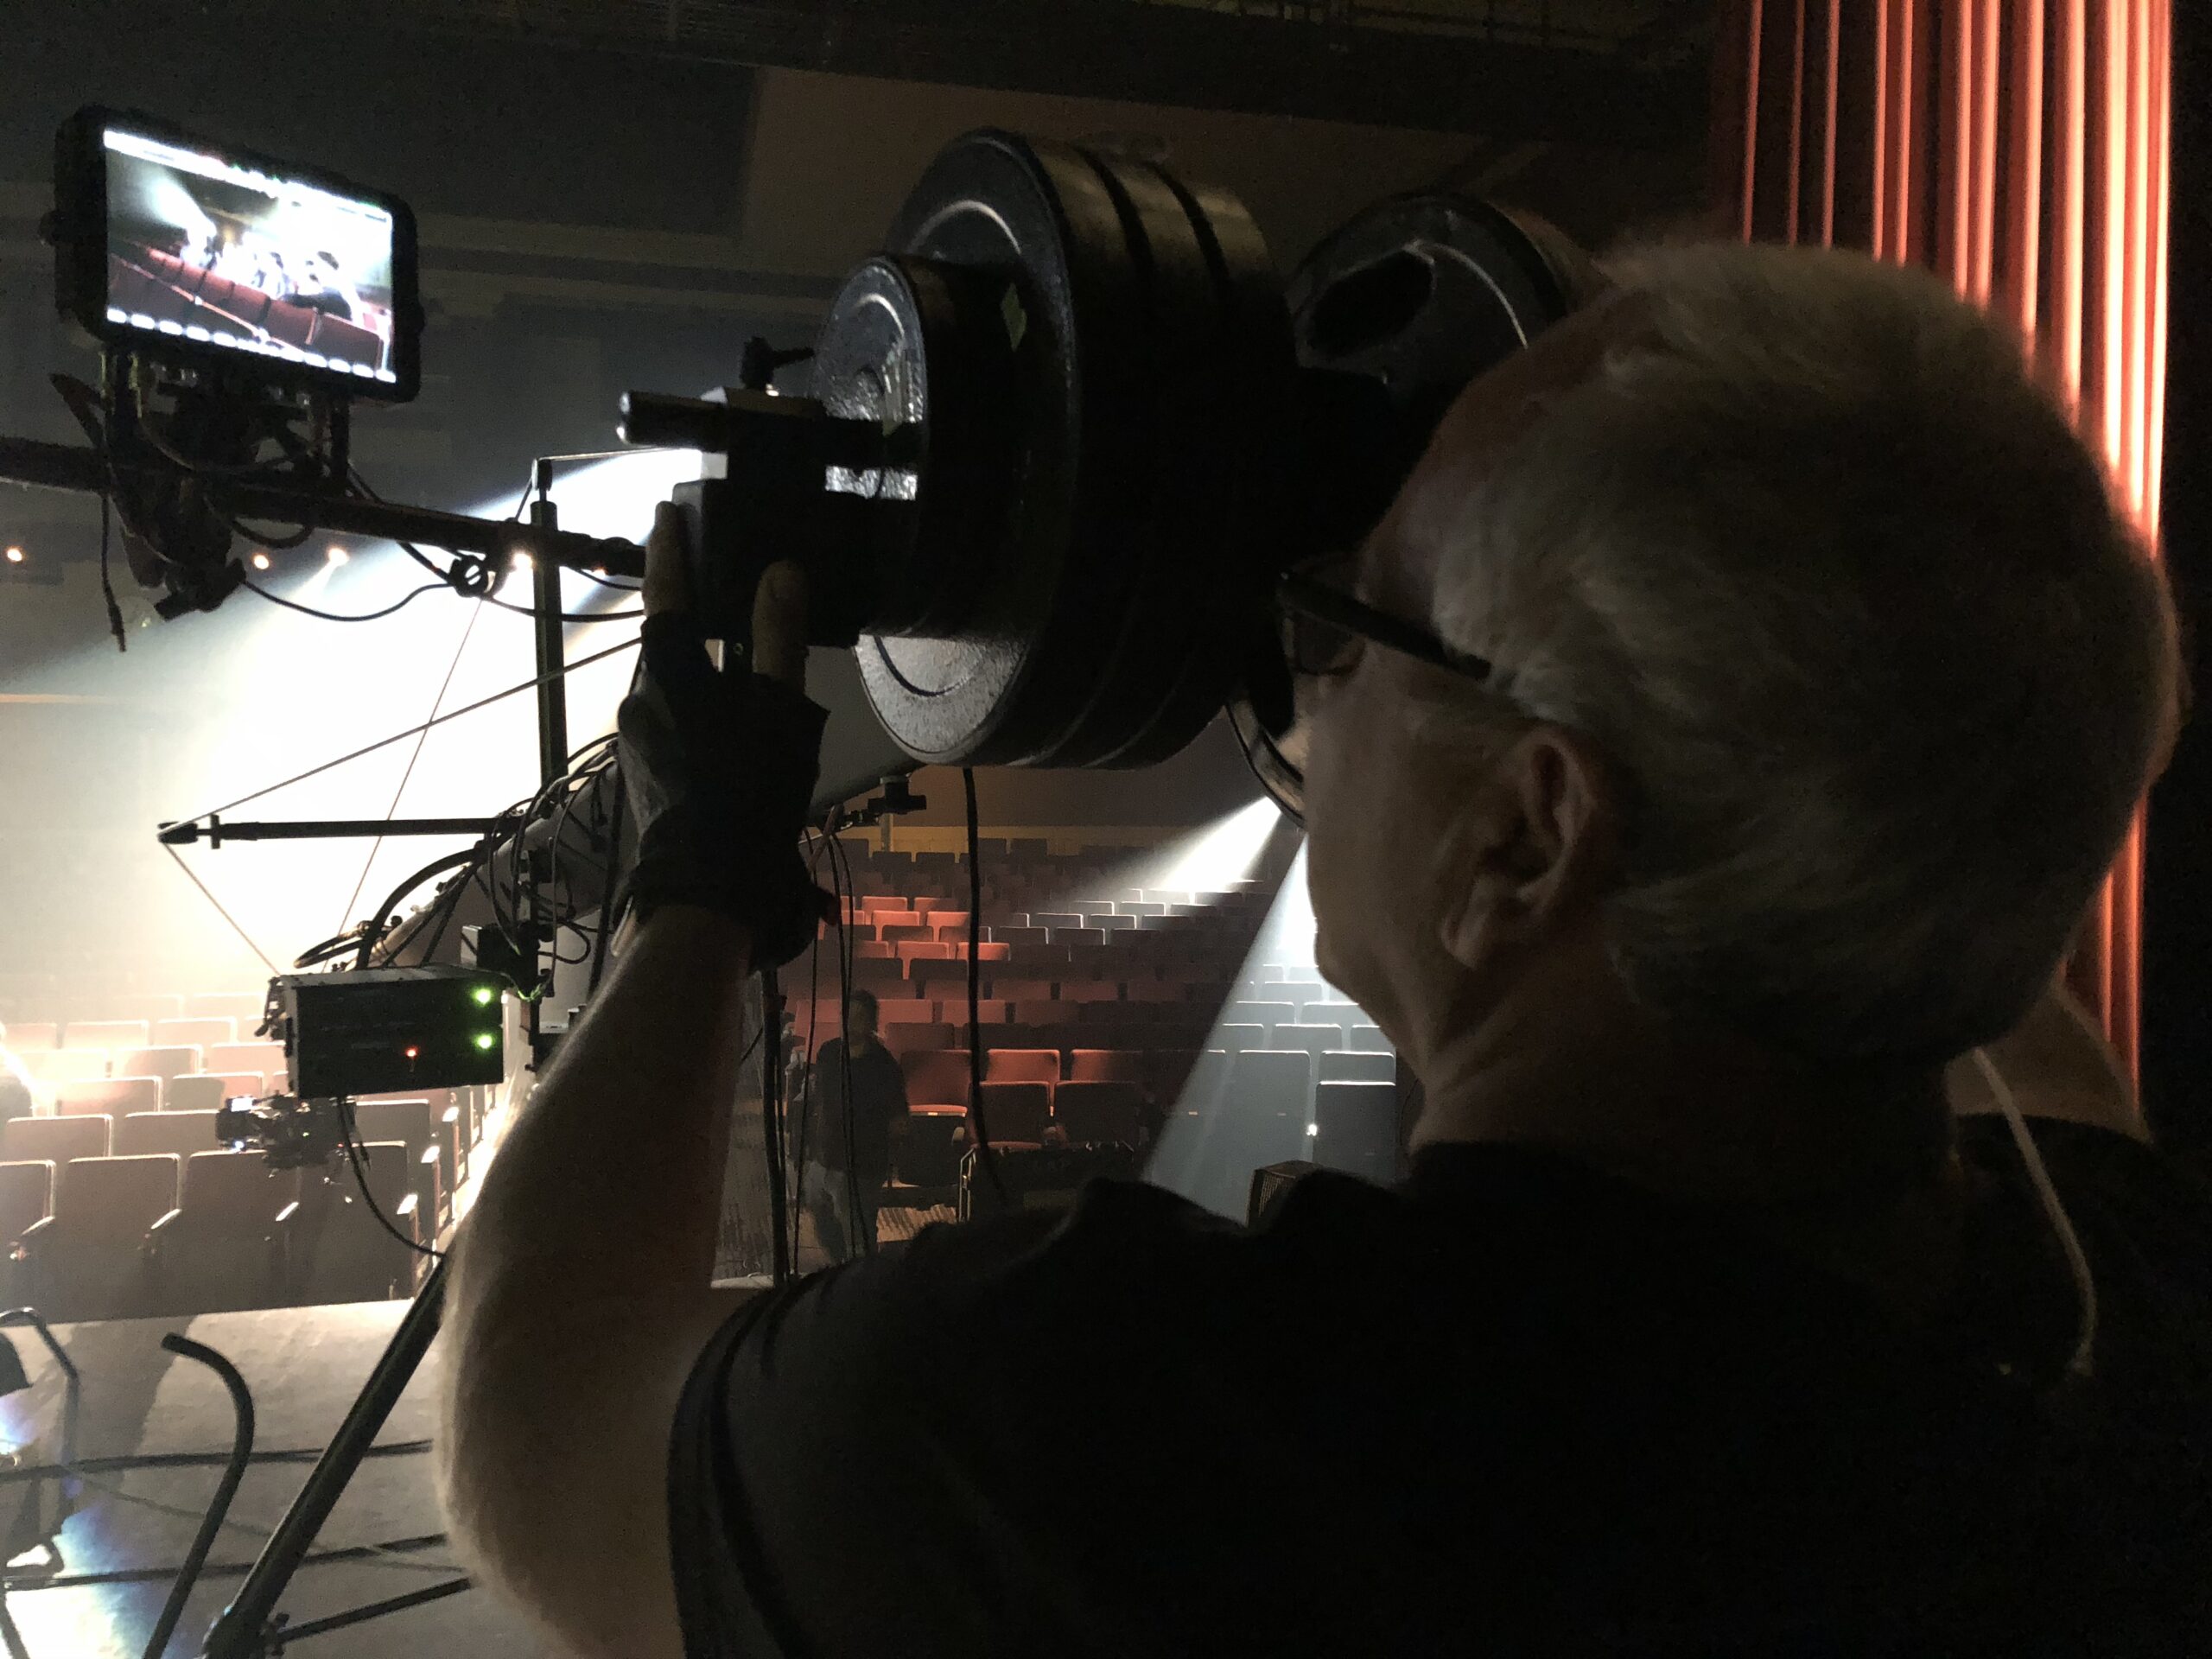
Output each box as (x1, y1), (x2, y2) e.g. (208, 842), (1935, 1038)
(118, 1111), (223, 1159)
(0, 1160), (53, 1303)
(116, 1046), (203, 1086)
(20, 1154), (181, 1322)
(3, 1116), (109, 1163)
(289, 1143), (421, 1305)
(54, 1077), (162, 1117)
(156, 1151), (297, 1315)
(1056, 1081), (1145, 1145)
(1313, 1082), (1398, 1181)
(167, 1074), (232, 1113)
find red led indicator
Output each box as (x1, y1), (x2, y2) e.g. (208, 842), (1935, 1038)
(404, 1046), (419, 1060)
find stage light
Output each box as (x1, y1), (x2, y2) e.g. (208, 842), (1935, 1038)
(250, 550), (271, 570)
(325, 544), (348, 564)
(3, 546), (20, 563)
(510, 550), (532, 574)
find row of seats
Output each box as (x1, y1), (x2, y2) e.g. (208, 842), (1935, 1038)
(0, 1145), (425, 1321)
(0, 989), (263, 1026)
(0, 1016), (256, 1050)
(9, 1042), (289, 1087)
(25, 1073), (269, 1117)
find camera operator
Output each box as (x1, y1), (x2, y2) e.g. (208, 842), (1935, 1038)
(436, 243), (2208, 1656)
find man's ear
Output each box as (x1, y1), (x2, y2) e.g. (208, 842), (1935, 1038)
(1435, 724), (1618, 972)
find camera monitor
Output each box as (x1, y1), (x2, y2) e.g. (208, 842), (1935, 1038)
(54, 107), (421, 401)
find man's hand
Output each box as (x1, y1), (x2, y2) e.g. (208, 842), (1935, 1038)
(619, 503), (833, 963)
(439, 507), (821, 1659)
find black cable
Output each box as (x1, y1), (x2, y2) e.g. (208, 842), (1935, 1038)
(240, 575), (447, 624)
(586, 764), (625, 998)
(97, 487), (127, 653)
(336, 1097), (443, 1262)
(760, 968), (791, 1286)
(355, 844), (499, 970)
(826, 830), (866, 1255)
(789, 829), (830, 1266)
(963, 768), (1008, 1206)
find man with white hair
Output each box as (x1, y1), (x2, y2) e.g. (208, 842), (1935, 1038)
(436, 243), (2206, 1656)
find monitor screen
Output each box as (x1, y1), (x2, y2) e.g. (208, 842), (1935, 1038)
(100, 123), (402, 387)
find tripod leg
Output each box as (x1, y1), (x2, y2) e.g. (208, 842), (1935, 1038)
(0, 1586), (31, 1659)
(200, 1255), (447, 1659)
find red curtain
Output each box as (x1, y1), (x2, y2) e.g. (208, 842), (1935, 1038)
(1709, 0), (2172, 1082)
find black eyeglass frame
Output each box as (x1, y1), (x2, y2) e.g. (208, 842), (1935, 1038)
(1274, 570), (1495, 684)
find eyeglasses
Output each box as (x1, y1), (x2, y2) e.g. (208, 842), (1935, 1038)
(1275, 569), (1494, 685)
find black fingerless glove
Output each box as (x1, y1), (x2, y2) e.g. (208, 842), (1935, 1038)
(618, 612), (836, 966)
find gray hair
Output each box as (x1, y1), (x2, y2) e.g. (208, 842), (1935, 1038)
(1427, 241), (2178, 1066)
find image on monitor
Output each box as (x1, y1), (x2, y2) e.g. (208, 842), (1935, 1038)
(101, 124), (400, 385)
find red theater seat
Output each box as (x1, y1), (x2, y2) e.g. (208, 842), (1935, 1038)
(290, 1144), (420, 1304)
(1, 1116), (110, 1163)
(1008, 1001), (1061, 1028)
(874, 999), (938, 1025)
(853, 940), (895, 960)
(902, 1049), (973, 1109)
(987, 1048), (1061, 1087)
(882, 1022), (955, 1058)
(897, 940), (955, 965)
(54, 1077), (162, 1118)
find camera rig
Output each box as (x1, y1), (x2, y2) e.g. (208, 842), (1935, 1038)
(0, 109), (1592, 1656)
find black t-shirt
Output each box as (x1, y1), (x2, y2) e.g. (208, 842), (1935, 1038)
(668, 1124), (2212, 1656)
(800, 1038), (906, 1177)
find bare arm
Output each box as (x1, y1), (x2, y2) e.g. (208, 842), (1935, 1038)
(437, 906), (764, 1659)
(439, 518), (817, 1658)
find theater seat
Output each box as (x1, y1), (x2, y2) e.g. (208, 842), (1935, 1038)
(973, 1082), (1051, 1147)
(117, 1111), (223, 1160)
(902, 1049), (973, 1109)
(897, 1107), (967, 1186)
(288, 1144), (421, 1305)
(986, 1048), (1060, 1088)
(0, 1160), (54, 1304)
(66, 1020), (148, 1050)
(156, 1151), (298, 1315)
(0, 1021), (59, 1052)
(1055, 1081), (1146, 1146)
(1313, 1081), (1400, 1182)
(166, 1075), (232, 1113)
(1071, 1049), (1146, 1085)
(1318, 1052), (1395, 1084)
(155, 1017), (237, 1049)
(882, 1022), (955, 1059)
(54, 1077), (162, 1118)
(26, 1050), (106, 1084)
(21, 1154), (181, 1322)
(115, 1046), (203, 1086)
(1, 1116), (110, 1163)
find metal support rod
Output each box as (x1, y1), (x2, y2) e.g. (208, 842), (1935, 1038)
(530, 463), (569, 788)
(199, 1259), (446, 1659)
(0, 435), (643, 577)
(261, 1577), (473, 1644)
(157, 817), (499, 847)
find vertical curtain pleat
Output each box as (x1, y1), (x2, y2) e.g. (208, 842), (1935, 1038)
(1709, 0), (2171, 1084)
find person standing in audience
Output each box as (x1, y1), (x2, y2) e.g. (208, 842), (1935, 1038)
(797, 988), (906, 1262)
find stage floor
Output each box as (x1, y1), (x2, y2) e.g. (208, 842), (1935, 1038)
(0, 1300), (525, 1659)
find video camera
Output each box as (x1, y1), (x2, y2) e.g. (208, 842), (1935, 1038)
(22, 104), (1593, 808)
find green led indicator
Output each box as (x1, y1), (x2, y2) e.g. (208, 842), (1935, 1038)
(474, 1032), (498, 1052)
(470, 984), (496, 1007)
